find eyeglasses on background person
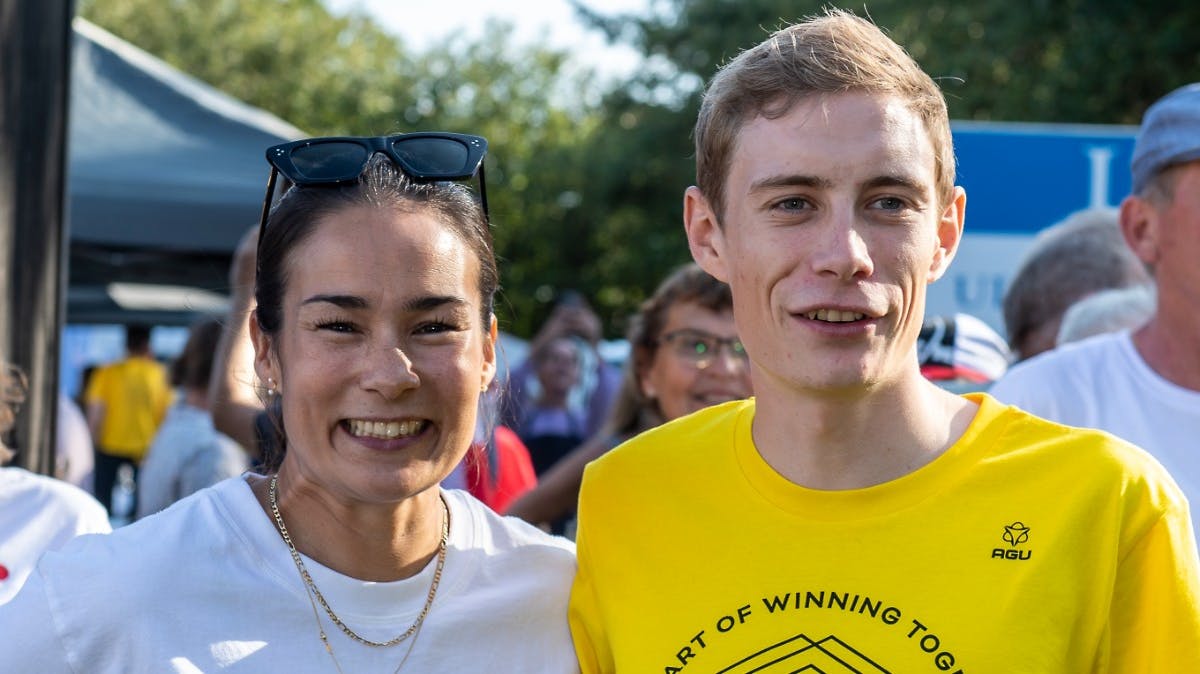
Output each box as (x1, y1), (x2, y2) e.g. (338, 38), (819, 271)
(659, 329), (748, 369)
(258, 132), (489, 239)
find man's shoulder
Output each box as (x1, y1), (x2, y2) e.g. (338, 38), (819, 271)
(587, 399), (751, 480)
(989, 331), (1130, 400)
(990, 395), (1183, 502)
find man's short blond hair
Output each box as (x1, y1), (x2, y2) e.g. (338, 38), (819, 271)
(694, 9), (956, 221)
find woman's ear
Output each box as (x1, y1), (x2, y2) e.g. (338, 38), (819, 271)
(249, 309), (280, 393)
(481, 315), (499, 392)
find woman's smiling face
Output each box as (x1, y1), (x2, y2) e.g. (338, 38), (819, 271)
(252, 203), (496, 504)
(639, 301), (752, 422)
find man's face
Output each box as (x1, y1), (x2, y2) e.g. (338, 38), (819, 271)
(685, 91), (964, 396)
(1148, 162), (1200, 320)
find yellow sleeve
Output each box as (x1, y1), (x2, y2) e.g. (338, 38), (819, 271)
(1107, 504), (1200, 671)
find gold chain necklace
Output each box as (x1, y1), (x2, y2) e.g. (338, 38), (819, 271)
(268, 475), (449, 654)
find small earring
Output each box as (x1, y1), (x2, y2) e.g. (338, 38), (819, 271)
(266, 377), (277, 397)
(480, 383), (489, 393)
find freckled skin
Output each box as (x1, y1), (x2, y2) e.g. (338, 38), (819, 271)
(253, 204), (496, 508)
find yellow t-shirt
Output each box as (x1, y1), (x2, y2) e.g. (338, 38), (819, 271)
(84, 356), (172, 459)
(570, 394), (1200, 673)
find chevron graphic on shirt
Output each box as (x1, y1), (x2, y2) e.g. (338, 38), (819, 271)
(716, 633), (891, 673)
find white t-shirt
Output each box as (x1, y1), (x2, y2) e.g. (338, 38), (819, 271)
(990, 330), (1200, 539)
(0, 477), (579, 672)
(0, 467), (111, 605)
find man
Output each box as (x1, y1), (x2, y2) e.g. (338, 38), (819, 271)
(990, 83), (1200, 542)
(85, 324), (172, 515)
(569, 12), (1200, 672)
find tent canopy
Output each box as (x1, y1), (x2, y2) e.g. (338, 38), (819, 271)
(68, 19), (304, 322)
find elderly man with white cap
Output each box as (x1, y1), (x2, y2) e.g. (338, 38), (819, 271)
(991, 83), (1200, 542)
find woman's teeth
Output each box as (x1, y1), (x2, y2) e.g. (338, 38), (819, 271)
(346, 419), (424, 439)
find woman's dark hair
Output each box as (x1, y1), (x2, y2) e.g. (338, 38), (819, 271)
(254, 156), (497, 471)
(603, 263), (733, 437)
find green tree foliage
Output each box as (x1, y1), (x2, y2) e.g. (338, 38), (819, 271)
(561, 0), (1200, 332)
(78, 0), (606, 337)
(581, 0), (1200, 122)
(76, 0), (1200, 338)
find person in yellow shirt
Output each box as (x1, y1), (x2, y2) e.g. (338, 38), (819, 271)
(85, 324), (172, 516)
(568, 9), (1200, 672)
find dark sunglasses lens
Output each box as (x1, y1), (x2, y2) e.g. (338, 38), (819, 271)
(288, 142), (370, 181)
(391, 137), (471, 176)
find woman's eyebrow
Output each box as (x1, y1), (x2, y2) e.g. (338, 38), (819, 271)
(299, 294), (366, 309)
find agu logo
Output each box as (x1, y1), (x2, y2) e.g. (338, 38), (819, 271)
(991, 522), (1032, 561)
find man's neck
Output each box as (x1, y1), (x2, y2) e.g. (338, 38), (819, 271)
(1132, 311), (1200, 392)
(750, 373), (977, 491)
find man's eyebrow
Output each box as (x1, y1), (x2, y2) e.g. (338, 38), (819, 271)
(748, 174), (832, 194)
(861, 174), (928, 193)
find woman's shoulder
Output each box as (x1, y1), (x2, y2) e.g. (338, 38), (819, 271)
(443, 488), (575, 559)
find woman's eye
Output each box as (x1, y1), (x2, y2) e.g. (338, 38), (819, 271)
(316, 320), (356, 333)
(416, 321), (456, 335)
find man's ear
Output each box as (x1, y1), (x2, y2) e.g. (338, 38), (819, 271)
(249, 309), (280, 392)
(1119, 194), (1160, 267)
(928, 186), (966, 283)
(683, 186), (730, 282)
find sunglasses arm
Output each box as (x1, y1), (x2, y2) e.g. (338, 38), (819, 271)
(478, 162), (490, 225)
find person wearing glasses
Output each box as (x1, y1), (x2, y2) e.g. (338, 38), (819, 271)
(0, 133), (579, 672)
(506, 263), (752, 532)
(568, 10), (1200, 672)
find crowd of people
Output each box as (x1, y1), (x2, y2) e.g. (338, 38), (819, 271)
(1, 7), (1199, 671)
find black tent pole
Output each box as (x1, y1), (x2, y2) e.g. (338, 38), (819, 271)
(0, 0), (75, 474)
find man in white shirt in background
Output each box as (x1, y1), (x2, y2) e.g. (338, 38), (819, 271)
(990, 83), (1200, 539)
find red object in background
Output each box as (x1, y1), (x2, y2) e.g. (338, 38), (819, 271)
(465, 426), (538, 514)
(0, 563), (9, 581)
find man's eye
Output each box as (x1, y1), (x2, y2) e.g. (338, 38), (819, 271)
(691, 340), (711, 355)
(776, 198), (809, 211)
(873, 197), (905, 210)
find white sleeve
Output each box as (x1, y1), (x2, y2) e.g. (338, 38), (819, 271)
(0, 569), (77, 673)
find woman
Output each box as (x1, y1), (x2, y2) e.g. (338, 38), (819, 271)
(0, 133), (578, 672)
(506, 263), (752, 531)
(517, 335), (587, 475)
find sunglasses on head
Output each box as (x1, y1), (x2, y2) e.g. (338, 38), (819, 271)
(258, 132), (489, 239)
